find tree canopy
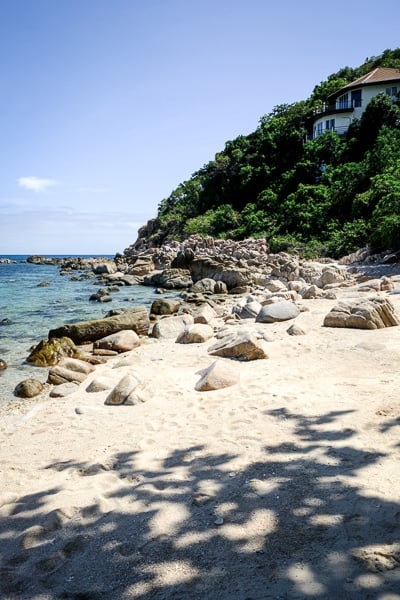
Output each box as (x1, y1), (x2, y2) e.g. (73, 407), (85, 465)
(151, 49), (400, 258)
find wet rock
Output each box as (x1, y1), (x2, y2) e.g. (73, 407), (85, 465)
(48, 306), (150, 343)
(27, 337), (77, 367)
(14, 379), (44, 398)
(0, 359), (7, 370)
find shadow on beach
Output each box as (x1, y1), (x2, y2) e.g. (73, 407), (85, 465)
(0, 408), (399, 599)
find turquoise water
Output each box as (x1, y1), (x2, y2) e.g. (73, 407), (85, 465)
(0, 256), (158, 407)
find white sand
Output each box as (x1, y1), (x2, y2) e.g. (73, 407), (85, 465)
(1, 284), (400, 599)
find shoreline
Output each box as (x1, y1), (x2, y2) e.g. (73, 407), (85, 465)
(1, 242), (400, 598)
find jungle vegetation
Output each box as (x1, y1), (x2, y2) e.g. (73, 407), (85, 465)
(151, 49), (400, 258)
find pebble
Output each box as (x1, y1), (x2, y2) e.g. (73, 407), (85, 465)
(214, 517), (224, 526)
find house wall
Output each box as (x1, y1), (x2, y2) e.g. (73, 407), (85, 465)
(312, 80), (400, 138)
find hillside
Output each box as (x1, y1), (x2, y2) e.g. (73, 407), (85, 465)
(132, 49), (400, 258)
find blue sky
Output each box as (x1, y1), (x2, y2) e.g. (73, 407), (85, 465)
(1, 0), (399, 254)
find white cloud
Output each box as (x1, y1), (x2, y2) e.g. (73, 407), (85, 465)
(17, 176), (58, 192)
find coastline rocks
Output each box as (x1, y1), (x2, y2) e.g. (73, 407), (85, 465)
(208, 332), (268, 361)
(195, 360), (239, 391)
(105, 373), (149, 405)
(255, 300), (300, 323)
(0, 359), (7, 370)
(144, 268), (193, 289)
(89, 288), (112, 302)
(48, 306), (150, 343)
(323, 296), (400, 329)
(93, 330), (141, 353)
(27, 337), (77, 367)
(151, 314), (194, 339)
(92, 262), (118, 275)
(189, 257), (254, 290)
(14, 379), (44, 398)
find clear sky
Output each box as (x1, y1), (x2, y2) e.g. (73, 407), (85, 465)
(1, 0), (399, 254)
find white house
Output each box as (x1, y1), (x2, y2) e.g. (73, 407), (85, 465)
(312, 67), (400, 139)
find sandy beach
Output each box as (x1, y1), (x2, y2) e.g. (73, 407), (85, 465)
(1, 278), (400, 599)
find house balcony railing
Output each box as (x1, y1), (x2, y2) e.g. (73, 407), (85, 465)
(305, 124), (352, 142)
(312, 99), (362, 116)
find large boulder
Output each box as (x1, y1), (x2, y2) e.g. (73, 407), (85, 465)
(105, 374), (149, 405)
(92, 261), (118, 275)
(176, 324), (214, 344)
(93, 330), (141, 353)
(48, 307), (150, 343)
(195, 360), (239, 391)
(208, 332), (268, 361)
(150, 298), (181, 315)
(144, 269), (193, 289)
(189, 257), (254, 290)
(323, 296), (400, 329)
(255, 300), (300, 323)
(27, 337), (77, 367)
(151, 314), (194, 339)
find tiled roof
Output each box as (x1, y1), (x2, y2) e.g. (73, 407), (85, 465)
(329, 67), (400, 98)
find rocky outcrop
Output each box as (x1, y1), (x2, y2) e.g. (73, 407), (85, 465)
(189, 257), (254, 290)
(144, 268), (193, 289)
(48, 307), (150, 343)
(323, 296), (400, 329)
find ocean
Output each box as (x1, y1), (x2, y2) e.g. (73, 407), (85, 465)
(0, 255), (158, 408)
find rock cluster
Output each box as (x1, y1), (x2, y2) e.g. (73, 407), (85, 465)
(14, 236), (400, 401)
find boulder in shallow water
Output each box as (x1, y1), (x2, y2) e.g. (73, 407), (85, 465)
(0, 359), (7, 370)
(27, 337), (77, 367)
(48, 306), (150, 343)
(14, 379), (44, 398)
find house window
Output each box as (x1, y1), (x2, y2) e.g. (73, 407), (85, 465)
(351, 89), (362, 107)
(317, 122), (323, 136)
(325, 119), (335, 131)
(337, 93), (349, 109)
(386, 86), (398, 97)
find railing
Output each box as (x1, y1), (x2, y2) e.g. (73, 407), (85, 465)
(312, 99), (362, 115)
(305, 125), (352, 142)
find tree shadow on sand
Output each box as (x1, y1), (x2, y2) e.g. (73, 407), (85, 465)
(0, 408), (399, 599)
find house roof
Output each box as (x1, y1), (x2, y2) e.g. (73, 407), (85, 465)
(329, 67), (400, 99)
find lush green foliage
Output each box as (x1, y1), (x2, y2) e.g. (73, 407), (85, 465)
(153, 49), (400, 257)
